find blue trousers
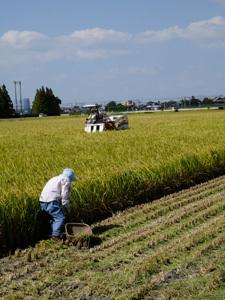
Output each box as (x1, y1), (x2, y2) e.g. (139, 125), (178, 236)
(40, 200), (65, 237)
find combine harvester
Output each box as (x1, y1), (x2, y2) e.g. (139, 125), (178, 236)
(84, 104), (129, 133)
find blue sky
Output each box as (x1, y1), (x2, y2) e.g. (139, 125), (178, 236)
(1, 0), (225, 105)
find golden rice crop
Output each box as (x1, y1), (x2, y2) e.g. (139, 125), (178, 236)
(1, 109), (225, 254)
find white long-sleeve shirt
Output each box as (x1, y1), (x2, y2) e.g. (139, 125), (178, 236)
(39, 174), (71, 206)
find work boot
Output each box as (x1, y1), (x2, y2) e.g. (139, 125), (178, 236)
(51, 236), (61, 242)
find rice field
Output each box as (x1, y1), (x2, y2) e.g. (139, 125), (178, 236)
(1, 176), (225, 299)
(1, 110), (225, 254)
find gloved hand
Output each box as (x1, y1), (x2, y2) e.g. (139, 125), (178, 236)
(62, 199), (69, 209)
(62, 200), (70, 219)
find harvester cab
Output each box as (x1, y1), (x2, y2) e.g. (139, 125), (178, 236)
(83, 104), (129, 133)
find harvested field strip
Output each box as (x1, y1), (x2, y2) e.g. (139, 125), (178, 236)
(95, 176), (225, 240)
(134, 214), (225, 276)
(89, 198), (225, 269)
(1, 177), (225, 299)
(155, 270), (224, 300)
(151, 239), (225, 299)
(58, 202), (225, 292)
(93, 214), (225, 299)
(92, 189), (225, 253)
(124, 233), (225, 299)
(94, 190), (223, 247)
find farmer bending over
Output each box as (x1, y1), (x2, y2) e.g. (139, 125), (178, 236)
(39, 168), (76, 241)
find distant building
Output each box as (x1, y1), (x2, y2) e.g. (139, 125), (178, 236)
(23, 98), (31, 114)
(122, 100), (136, 110)
(146, 101), (161, 111)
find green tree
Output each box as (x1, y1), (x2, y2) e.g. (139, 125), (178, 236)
(0, 84), (14, 118)
(190, 96), (201, 106)
(202, 97), (213, 105)
(105, 101), (126, 112)
(32, 86), (61, 116)
(115, 103), (126, 112)
(105, 101), (117, 112)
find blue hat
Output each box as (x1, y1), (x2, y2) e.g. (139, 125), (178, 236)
(63, 168), (76, 182)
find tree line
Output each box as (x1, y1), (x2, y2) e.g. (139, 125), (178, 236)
(0, 84), (61, 118)
(161, 96), (222, 109)
(105, 96), (225, 112)
(1, 83), (225, 119)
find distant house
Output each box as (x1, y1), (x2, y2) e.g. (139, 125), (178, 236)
(146, 101), (161, 111)
(213, 97), (225, 104)
(123, 100), (136, 110)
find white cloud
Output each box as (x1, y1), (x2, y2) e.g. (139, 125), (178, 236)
(0, 28), (131, 65)
(136, 26), (182, 43)
(59, 28), (131, 45)
(0, 30), (47, 49)
(1, 17), (225, 67)
(181, 16), (225, 41)
(136, 16), (225, 45)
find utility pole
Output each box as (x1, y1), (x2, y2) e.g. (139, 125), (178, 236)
(14, 81), (18, 113)
(13, 81), (23, 114)
(19, 81), (22, 114)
